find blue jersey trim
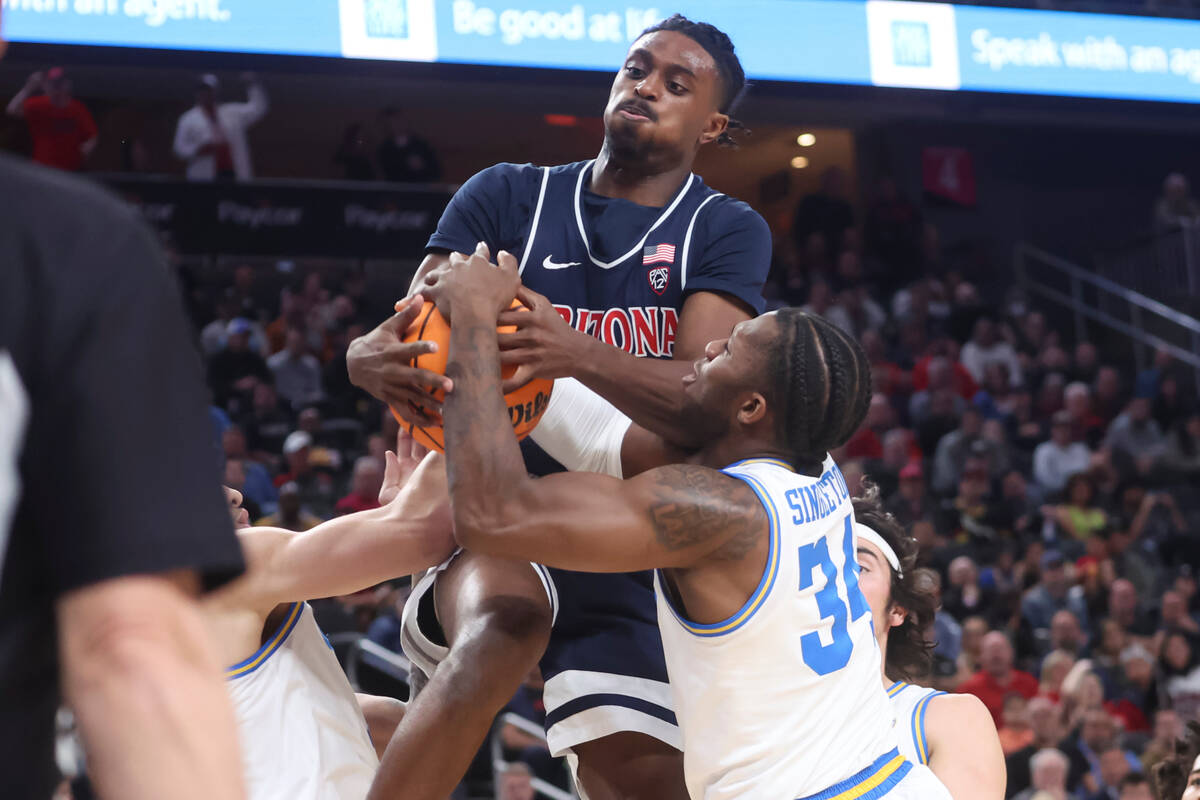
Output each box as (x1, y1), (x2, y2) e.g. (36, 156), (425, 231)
(226, 602), (303, 679)
(886, 681), (908, 698)
(797, 748), (912, 800)
(913, 690), (946, 765)
(543, 693), (678, 729)
(723, 457), (796, 473)
(658, 470), (779, 637)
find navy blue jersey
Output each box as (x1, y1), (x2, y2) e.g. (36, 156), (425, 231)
(425, 160), (771, 751)
(427, 160), (770, 359)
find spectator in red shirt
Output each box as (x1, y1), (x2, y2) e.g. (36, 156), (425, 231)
(335, 456), (384, 515)
(959, 631), (1040, 726)
(5, 68), (97, 171)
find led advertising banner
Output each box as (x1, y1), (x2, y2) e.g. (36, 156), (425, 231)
(3, 0), (1199, 103)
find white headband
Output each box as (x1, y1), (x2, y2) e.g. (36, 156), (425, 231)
(854, 522), (902, 576)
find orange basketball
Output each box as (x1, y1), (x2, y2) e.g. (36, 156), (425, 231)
(388, 300), (554, 453)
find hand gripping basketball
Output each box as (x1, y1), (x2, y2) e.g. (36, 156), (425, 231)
(388, 300), (554, 453)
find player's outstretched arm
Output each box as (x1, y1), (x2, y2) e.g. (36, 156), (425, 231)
(213, 450), (454, 612)
(430, 243), (762, 572)
(924, 693), (1006, 800)
(454, 463), (763, 572)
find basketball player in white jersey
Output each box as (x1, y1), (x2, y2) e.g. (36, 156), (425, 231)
(204, 428), (454, 800)
(420, 244), (951, 800)
(851, 486), (1006, 800)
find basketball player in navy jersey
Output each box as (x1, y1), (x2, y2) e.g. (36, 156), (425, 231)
(352, 15), (769, 800)
(411, 244), (950, 800)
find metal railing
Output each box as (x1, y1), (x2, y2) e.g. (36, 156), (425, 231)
(1013, 242), (1200, 388)
(490, 713), (578, 800)
(1094, 225), (1200, 307)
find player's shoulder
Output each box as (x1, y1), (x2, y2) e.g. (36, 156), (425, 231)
(928, 690), (993, 727)
(689, 182), (770, 237)
(466, 161), (577, 188)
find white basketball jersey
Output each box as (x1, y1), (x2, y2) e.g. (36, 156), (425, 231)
(655, 457), (900, 800)
(887, 681), (946, 767)
(227, 603), (379, 800)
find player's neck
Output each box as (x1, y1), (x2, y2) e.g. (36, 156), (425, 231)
(693, 436), (792, 474)
(590, 145), (694, 207)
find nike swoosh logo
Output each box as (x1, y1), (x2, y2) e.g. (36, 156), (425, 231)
(543, 255), (581, 270)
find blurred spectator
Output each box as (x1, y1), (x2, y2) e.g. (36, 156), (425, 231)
(962, 317), (1023, 387)
(1065, 382), (1106, 449)
(914, 344), (980, 401)
(268, 327), (324, 410)
(865, 176), (923, 292)
(886, 462), (932, 527)
(335, 457), (384, 515)
(792, 166), (854, 258)
(960, 631), (1039, 726)
(1023, 549), (1091, 635)
(1044, 473), (1109, 546)
(1140, 709), (1182, 775)
(1041, 650), (1077, 700)
(1074, 342), (1101, 386)
(1094, 368), (1126, 426)
(1007, 699), (1090, 798)
(377, 107), (441, 183)
(239, 381), (293, 459)
(221, 426), (279, 513)
(1159, 631), (1200, 720)
(173, 72), (268, 181)
(844, 393), (892, 460)
(826, 282), (886, 339)
(1050, 610), (1088, 659)
(1000, 694), (1036, 755)
(254, 482), (322, 532)
(1075, 709), (1141, 794)
(1154, 173), (1200, 233)
(975, 362), (1018, 422)
(1091, 747), (1134, 800)
(955, 615), (990, 687)
(221, 458), (261, 521)
(925, 569), (963, 665)
(1112, 645), (1156, 732)
(944, 555), (995, 623)
(5, 67), (96, 171)
(207, 318), (271, 409)
(1160, 591), (1200, 637)
(861, 328), (911, 399)
(1107, 579), (1156, 639)
(863, 427), (914, 499)
(201, 291), (268, 358)
(799, 278), (835, 318)
(1115, 772), (1152, 800)
(1012, 747), (1071, 800)
(933, 406), (1008, 493)
(272, 430), (336, 518)
(1106, 397), (1168, 478)
(1034, 412), (1093, 494)
(497, 762), (535, 800)
(1163, 408), (1200, 479)
(334, 123), (374, 180)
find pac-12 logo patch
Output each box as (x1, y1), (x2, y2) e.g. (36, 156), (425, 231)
(648, 266), (670, 295)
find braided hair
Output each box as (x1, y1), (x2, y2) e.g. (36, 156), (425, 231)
(765, 309), (872, 476)
(639, 14), (749, 147)
(853, 483), (937, 682)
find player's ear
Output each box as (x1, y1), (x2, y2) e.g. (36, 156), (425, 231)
(736, 391), (767, 425)
(698, 111), (728, 146)
(888, 603), (908, 628)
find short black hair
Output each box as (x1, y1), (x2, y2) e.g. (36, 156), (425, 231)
(853, 483), (936, 681)
(766, 309), (872, 476)
(639, 14), (748, 146)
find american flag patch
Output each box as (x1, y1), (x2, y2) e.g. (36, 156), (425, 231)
(642, 243), (676, 265)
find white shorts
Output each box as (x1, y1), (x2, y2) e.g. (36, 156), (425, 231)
(399, 548), (558, 682)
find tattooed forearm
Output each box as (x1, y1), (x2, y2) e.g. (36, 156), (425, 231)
(645, 465), (765, 560)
